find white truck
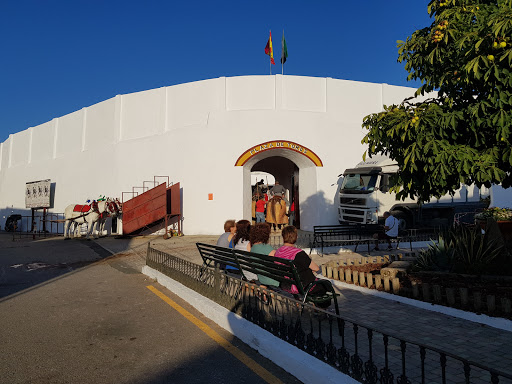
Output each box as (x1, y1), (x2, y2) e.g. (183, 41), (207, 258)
(337, 155), (489, 229)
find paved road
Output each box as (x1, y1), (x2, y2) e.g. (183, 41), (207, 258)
(0, 234), (300, 384)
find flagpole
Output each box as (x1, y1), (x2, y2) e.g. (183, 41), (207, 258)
(282, 29), (284, 75)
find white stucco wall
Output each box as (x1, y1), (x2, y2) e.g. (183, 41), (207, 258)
(0, 75), (425, 234)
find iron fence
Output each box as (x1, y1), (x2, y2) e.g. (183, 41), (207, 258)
(268, 230), (439, 251)
(146, 245), (512, 384)
(7, 213), (64, 240)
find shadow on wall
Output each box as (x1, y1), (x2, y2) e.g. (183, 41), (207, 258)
(299, 176), (344, 230)
(300, 190), (338, 230)
(0, 207), (65, 233)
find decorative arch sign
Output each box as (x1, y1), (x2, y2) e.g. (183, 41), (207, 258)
(235, 140), (323, 167)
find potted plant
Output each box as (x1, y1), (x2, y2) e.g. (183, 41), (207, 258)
(476, 207), (512, 243)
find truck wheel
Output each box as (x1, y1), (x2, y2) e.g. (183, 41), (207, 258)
(391, 211), (411, 231)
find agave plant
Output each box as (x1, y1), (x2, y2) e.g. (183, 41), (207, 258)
(414, 224), (505, 275)
(413, 233), (455, 272)
(452, 225), (504, 275)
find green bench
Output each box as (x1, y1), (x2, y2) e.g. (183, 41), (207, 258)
(196, 242), (340, 316)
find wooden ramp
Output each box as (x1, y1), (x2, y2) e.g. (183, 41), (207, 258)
(122, 181), (181, 237)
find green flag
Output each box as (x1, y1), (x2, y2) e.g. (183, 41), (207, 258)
(281, 32), (288, 64)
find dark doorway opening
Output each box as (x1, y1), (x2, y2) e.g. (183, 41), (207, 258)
(251, 156), (299, 228)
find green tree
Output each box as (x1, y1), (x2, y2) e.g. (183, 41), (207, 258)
(362, 0), (512, 202)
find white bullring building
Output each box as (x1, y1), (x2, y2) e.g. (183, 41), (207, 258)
(0, 75), (422, 234)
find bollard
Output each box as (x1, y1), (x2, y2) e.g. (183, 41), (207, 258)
(422, 283), (431, 301)
(332, 268), (339, 280)
(446, 288), (456, 306)
(391, 278), (400, 294)
(383, 277), (390, 292)
(374, 275), (382, 290)
(339, 268), (345, 282)
(501, 298), (511, 314)
(473, 291), (482, 311)
(460, 288), (469, 308)
(353, 270), (359, 285)
(366, 273), (373, 288)
(411, 281), (419, 298)
(321, 265), (327, 276)
(433, 285), (442, 303)
(487, 295), (496, 313)
(359, 272), (366, 287)
(345, 268), (352, 283)
(327, 266), (333, 279)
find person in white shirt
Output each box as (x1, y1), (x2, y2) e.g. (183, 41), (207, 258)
(372, 211), (399, 251)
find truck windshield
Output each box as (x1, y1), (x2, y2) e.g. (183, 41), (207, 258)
(341, 174), (378, 193)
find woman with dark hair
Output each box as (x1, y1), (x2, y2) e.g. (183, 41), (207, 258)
(250, 222), (279, 286)
(274, 226), (327, 302)
(232, 219), (251, 252)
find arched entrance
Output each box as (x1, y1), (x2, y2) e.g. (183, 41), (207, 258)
(235, 140), (323, 231)
(251, 156), (300, 227)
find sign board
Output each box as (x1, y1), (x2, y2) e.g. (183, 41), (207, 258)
(25, 179), (51, 208)
(235, 140), (323, 167)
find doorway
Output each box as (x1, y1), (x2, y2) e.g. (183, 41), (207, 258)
(251, 156), (299, 228)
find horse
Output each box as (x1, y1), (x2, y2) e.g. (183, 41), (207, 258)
(96, 198), (123, 236)
(67, 198), (123, 238)
(266, 196), (288, 228)
(64, 200), (108, 239)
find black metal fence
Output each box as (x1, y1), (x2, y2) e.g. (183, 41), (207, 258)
(146, 245), (512, 384)
(7, 213), (65, 240)
(268, 229), (438, 251)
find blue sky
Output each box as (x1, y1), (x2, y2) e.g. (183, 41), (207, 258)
(0, 1), (432, 143)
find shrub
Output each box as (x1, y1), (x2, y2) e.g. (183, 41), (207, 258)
(414, 223), (506, 275)
(475, 207), (512, 222)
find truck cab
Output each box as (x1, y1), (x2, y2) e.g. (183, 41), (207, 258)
(338, 155), (489, 229)
(337, 156), (414, 226)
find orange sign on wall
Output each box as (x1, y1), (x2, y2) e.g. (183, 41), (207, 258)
(234, 140), (323, 167)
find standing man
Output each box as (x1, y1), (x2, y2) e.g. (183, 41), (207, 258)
(372, 211), (399, 251)
(271, 181), (285, 198)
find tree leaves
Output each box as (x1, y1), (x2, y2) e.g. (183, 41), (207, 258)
(362, 0), (512, 202)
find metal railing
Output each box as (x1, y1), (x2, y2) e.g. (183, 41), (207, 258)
(7, 213), (64, 240)
(146, 245), (512, 384)
(268, 230), (439, 250)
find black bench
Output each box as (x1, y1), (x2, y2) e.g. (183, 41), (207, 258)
(311, 224), (369, 255)
(311, 224), (412, 255)
(196, 242), (340, 316)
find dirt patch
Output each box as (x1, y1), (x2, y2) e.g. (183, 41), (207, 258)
(338, 263), (389, 274)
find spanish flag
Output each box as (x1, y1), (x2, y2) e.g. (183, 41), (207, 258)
(265, 31), (275, 65)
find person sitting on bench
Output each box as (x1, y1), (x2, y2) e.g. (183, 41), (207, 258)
(274, 226), (328, 307)
(372, 211), (399, 251)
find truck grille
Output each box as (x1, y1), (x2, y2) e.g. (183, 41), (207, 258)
(344, 215), (365, 223)
(340, 197), (366, 206)
(343, 209), (365, 216)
